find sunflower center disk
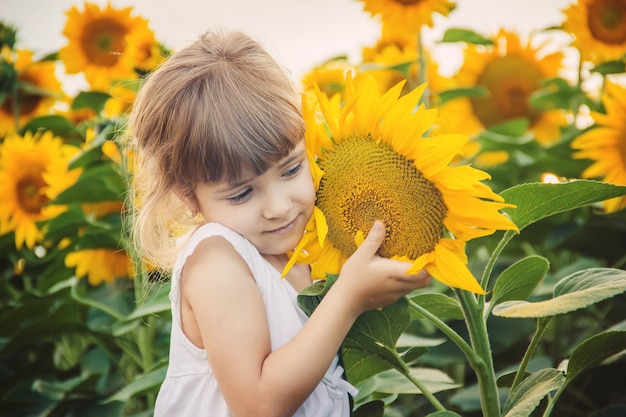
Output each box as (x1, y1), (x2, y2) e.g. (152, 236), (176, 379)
(317, 135), (447, 259)
(472, 55), (542, 127)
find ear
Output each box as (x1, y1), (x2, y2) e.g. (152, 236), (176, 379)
(174, 187), (200, 217)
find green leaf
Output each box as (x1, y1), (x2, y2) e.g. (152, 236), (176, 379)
(590, 60), (626, 75)
(492, 268), (626, 318)
(72, 91), (111, 113)
(566, 330), (626, 382)
(351, 400), (385, 417)
(53, 163), (125, 205)
(485, 118), (531, 138)
(409, 293), (464, 321)
(502, 368), (565, 417)
(437, 86), (488, 105)
(20, 115), (82, 139)
(490, 256), (549, 307)
(369, 367), (460, 395)
(426, 412), (463, 417)
(32, 376), (86, 401)
(103, 365), (167, 403)
(121, 283), (171, 322)
(440, 28), (494, 45)
(501, 180), (626, 232)
(343, 298), (411, 384)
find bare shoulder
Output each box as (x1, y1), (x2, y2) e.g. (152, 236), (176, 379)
(181, 235), (256, 295)
(179, 235), (264, 348)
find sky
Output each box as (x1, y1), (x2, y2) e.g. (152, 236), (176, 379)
(2, 0), (574, 88)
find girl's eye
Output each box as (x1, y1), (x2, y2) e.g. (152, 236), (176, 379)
(228, 188), (252, 204)
(284, 162), (303, 178)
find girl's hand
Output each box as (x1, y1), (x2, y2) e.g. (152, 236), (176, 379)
(335, 220), (432, 317)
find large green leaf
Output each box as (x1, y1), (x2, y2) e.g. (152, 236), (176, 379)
(490, 256), (549, 308)
(566, 330), (626, 382)
(500, 180), (626, 232)
(342, 298), (411, 385)
(299, 276), (413, 384)
(502, 368), (565, 417)
(492, 268), (626, 318)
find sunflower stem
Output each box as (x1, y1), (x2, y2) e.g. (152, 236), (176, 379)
(416, 29), (430, 109)
(406, 298), (481, 368)
(457, 290), (501, 417)
(121, 132), (157, 407)
(397, 355), (446, 412)
(480, 230), (516, 312)
(511, 317), (553, 391)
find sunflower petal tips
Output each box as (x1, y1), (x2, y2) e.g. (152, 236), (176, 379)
(354, 230), (365, 248)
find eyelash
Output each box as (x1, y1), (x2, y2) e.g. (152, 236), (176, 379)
(228, 188), (252, 204)
(226, 162), (303, 204)
(284, 162), (303, 177)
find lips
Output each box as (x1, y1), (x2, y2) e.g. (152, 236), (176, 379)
(266, 218), (297, 234)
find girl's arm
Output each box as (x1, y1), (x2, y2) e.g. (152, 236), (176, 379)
(182, 221), (430, 417)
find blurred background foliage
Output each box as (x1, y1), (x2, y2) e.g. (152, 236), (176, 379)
(1, 0), (625, 416)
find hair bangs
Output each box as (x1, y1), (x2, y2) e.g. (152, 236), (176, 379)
(175, 62), (305, 184)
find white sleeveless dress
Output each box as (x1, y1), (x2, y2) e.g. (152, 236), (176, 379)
(153, 222), (358, 417)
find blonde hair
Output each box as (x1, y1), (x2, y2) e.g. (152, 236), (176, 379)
(127, 29), (304, 269)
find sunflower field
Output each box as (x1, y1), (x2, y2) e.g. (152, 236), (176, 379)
(1, 1), (626, 416)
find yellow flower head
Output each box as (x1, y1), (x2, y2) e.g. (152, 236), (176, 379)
(437, 29), (569, 147)
(358, 0), (456, 32)
(359, 32), (451, 103)
(0, 131), (79, 250)
(65, 248), (134, 285)
(0, 49), (64, 136)
(60, 2), (153, 90)
(572, 79), (626, 212)
(286, 76), (518, 294)
(302, 59), (355, 99)
(562, 0), (626, 64)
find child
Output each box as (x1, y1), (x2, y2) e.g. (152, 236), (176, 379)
(128, 29), (432, 417)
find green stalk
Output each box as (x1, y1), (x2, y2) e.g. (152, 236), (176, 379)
(406, 298), (482, 369)
(416, 29), (430, 109)
(511, 317), (553, 391)
(457, 290), (501, 417)
(392, 348), (446, 411)
(121, 135), (156, 407)
(480, 230), (516, 313)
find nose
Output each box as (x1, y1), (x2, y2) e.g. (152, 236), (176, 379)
(262, 185), (292, 219)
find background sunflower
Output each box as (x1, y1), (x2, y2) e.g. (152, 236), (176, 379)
(562, 0), (626, 64)
(0, 131), (78, 250)
(59, 2), (154, 91)
(572, 79), (626, 212)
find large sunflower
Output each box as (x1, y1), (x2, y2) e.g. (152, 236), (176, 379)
(572, 80), (626, 212)
(0, 49), (64, 136)
(562, 0), (626, 64)
(436, 29), (569, 147)
(358, 0), (456, 32)
(286, 77), (518, 294)
(0, 131), (79, 250)
(59, 2), (152, 91)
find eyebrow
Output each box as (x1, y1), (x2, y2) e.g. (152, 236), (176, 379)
(215, 148), (305, 194)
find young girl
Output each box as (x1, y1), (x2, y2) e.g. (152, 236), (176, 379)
(128, 29), (432, 417)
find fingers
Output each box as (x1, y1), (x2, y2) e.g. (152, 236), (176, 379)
(351, 220), (386, 260)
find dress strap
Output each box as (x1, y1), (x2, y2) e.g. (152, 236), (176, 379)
(322, 365), (359, 400)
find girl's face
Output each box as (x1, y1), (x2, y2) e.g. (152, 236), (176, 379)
(194, 141), (315, 257)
